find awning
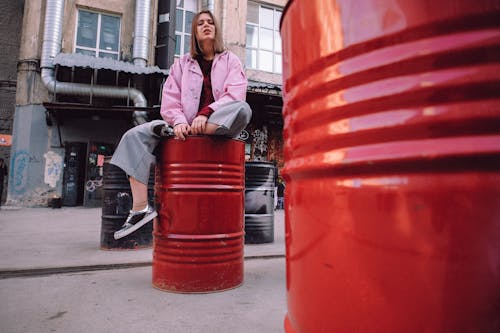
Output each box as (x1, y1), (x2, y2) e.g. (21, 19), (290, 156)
(43, 102), (160, 121)
(248, 80), (282, 96)
(53, 53), (168, 75)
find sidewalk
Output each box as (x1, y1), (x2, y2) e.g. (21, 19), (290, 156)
(0, 207), (287, 332)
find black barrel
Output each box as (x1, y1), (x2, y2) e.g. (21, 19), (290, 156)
(244, 162), (276, 244)
(100, 157), (154, 250)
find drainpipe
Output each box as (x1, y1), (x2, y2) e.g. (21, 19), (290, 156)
(131, 0), (152, 124)
(41, 0), (149, 125)
(133, 0), (151, 67)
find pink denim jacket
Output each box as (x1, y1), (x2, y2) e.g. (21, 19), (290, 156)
(160, 50), (248, 126)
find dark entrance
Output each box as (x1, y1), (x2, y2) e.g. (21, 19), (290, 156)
(62, 142), (87, 206)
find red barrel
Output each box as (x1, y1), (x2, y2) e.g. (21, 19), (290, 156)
(152, 136), (245, 293)
(281, 0), (500, 332)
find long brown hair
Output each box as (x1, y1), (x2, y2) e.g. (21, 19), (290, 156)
(190, 10), (225, 58)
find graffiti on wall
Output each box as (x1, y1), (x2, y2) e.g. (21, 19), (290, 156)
(10, 150), (30, 195)
(252, 126), (268, 161)
(85, 178), (103, 192)
(44, 151), (63, 188)
(267, 126), (284, 168)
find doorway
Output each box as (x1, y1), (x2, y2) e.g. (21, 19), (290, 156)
(62, 142), (87, 206)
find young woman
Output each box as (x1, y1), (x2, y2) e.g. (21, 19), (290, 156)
(111, 10), (252, 239)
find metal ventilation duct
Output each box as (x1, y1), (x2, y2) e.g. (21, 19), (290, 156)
(133, 0), (151, 67)
(41, 0), (150, 125)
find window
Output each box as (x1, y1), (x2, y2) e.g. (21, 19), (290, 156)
(246, 2), (282, 74)
(75, 10), (121, 60)
(175, 0), (198, 57)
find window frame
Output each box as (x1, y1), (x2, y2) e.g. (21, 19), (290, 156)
(74, 9), (121, 60)
(174, 0), (198, 58)
(246, 2), (282, 74)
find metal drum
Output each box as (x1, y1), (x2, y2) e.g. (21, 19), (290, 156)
(153, 136), (245, 293)
(281, 0), (500, 332)
(244, 162), (275, 244)
(100, 157), (153, 250)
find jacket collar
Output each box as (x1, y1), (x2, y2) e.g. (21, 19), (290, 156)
(188, 50), (227, 64)
(187, 50), (227, 75)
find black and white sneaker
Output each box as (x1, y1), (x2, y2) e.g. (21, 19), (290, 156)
(152, 123), (174, 137)
(114, 205), (158, 240)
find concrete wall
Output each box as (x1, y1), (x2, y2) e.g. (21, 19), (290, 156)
(8, 0), (49, 206)
(61, 0), (159, 65)
(221, 0), (287, 85)
(8, 104), (57, 206)
(61, 0), (136, 62)
(16, 0), (46, 108)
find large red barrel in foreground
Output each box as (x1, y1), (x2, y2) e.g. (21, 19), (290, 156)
(153, 136), (245, 293)
(280, 0), (500, 332)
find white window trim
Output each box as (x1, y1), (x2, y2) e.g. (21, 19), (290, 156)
(246, 2), (282, 74)
(74, 9), (121, 60)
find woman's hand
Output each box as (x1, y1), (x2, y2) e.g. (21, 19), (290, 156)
(190, 115), (208, 135)
(173, 123), (190, 141)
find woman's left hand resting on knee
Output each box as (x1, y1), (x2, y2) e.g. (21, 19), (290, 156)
(190, 115), (208, 135)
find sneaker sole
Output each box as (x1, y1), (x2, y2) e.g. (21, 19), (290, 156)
(113, 211), (158, 240)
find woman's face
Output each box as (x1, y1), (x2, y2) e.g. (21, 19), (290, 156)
(196, 13), (215, 44)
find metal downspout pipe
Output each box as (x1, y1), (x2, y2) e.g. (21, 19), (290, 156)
(133, 0), (151, 67)
(41, 0), (149, 125)
(131, 0), (152, 123)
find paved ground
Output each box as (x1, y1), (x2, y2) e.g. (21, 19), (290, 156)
(0, 207), (287, 333)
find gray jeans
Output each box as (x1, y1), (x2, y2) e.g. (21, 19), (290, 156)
(110, 100), (252, 184)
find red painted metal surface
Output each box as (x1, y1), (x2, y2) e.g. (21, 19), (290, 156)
(281, 0), (500, 332)
(152, 136), (245, 293)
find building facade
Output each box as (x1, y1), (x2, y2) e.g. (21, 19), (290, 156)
(0, 0), (24, 203)
(8, 0), (286, 207)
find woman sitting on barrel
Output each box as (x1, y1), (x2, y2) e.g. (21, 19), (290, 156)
(111, 10), (252, 240)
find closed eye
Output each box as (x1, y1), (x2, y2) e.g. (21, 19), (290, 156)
(198, 19), (214, 25)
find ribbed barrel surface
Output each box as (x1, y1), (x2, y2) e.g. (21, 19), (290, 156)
(244, 162), (275, 244)
(281, 0), (500, 332)
(153, 136), (245, 293)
